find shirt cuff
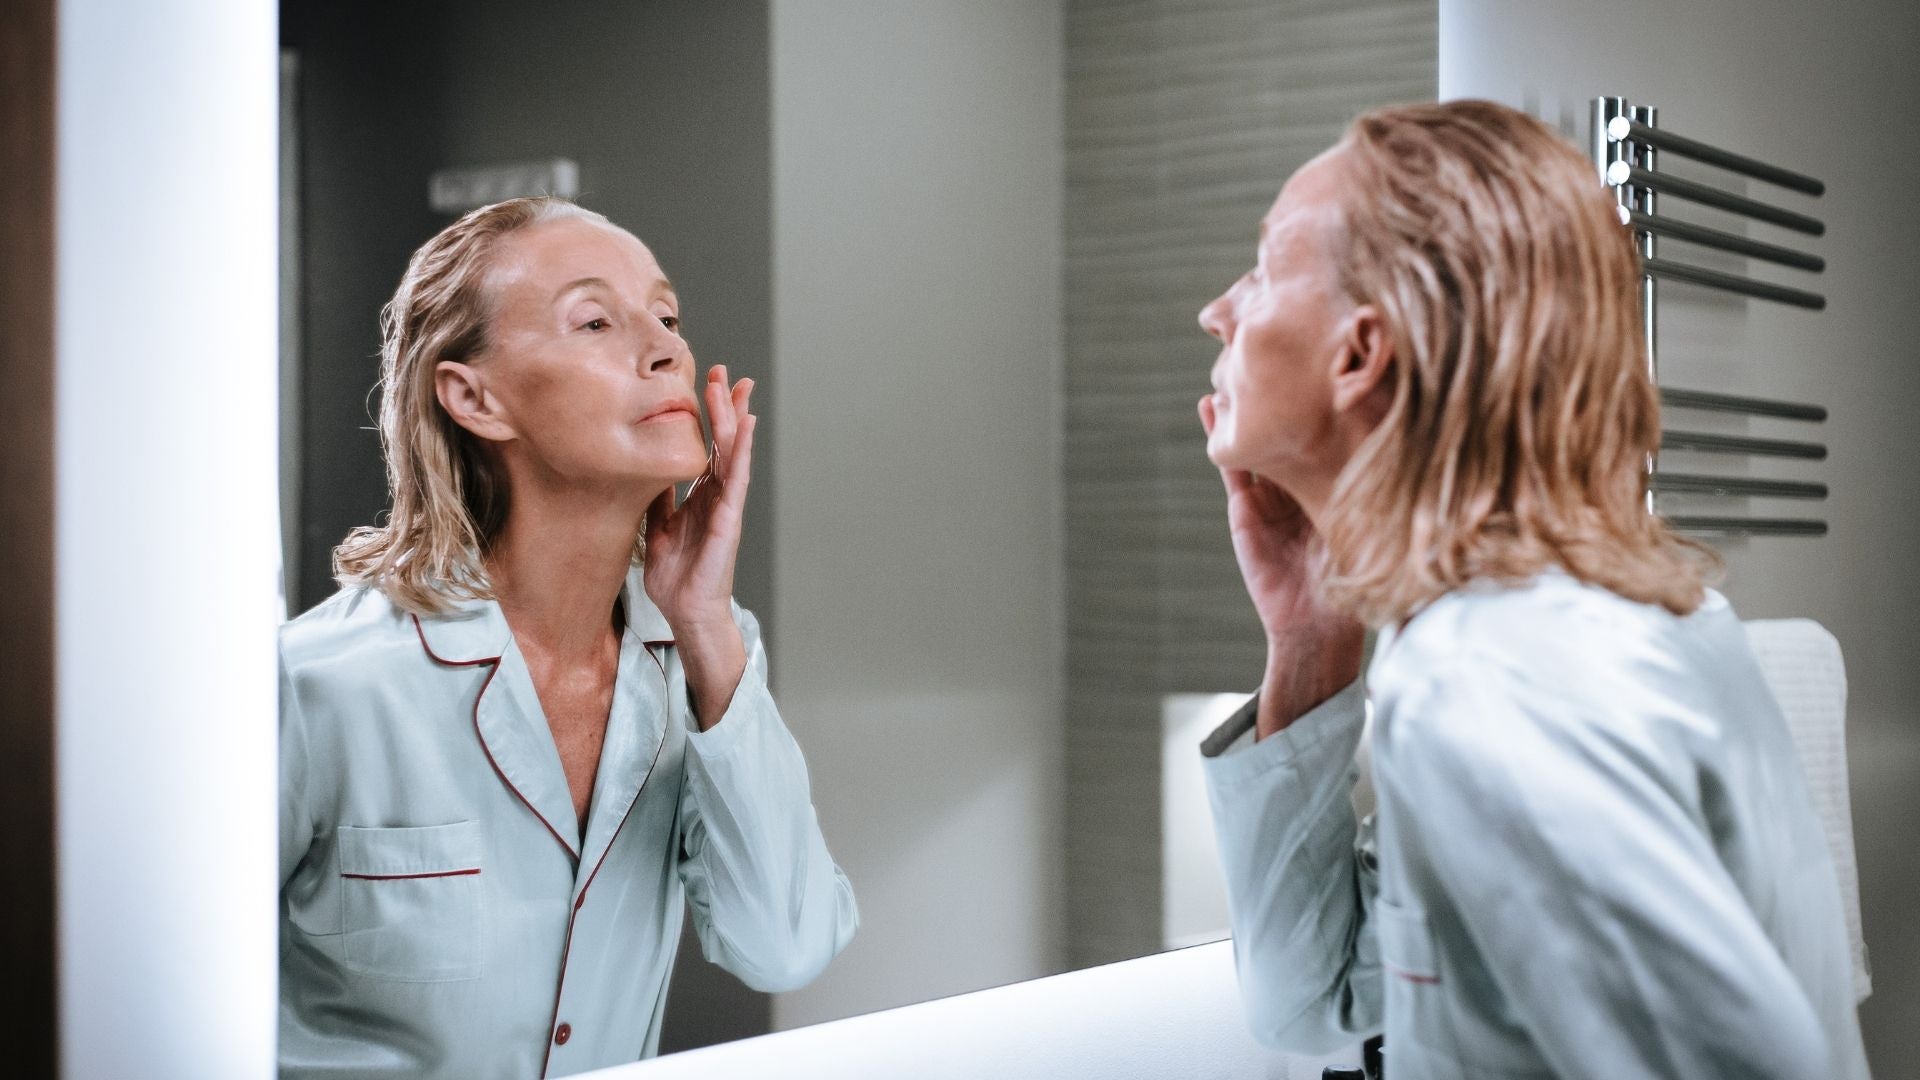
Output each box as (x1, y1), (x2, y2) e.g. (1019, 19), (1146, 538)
(684, 666), (775, 760)
(1199, 678), (1367, 788)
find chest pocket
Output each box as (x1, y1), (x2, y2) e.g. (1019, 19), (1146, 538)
(337, 820), (485, 982)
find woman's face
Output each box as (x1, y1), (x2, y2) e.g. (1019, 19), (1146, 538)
(1198, 153), (1356, 491)
(462, 216), (708, 494)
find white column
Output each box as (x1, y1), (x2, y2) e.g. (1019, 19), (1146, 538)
(56, 0), (281, 1076)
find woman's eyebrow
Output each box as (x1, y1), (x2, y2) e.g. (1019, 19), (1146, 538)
(552, 276), (612, 303)
(550, 276), (677, 303)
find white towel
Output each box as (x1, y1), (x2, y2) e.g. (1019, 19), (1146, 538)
(1744, 618), (1872, 1003)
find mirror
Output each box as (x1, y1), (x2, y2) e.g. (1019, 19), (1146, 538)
(278, 0), (1437, 1058)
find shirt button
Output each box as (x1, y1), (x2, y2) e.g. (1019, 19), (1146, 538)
(554, 1022), (572, 1046)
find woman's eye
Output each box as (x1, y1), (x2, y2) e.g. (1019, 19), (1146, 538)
(583, 317), (611, 332)
(659, 315), (681, 333)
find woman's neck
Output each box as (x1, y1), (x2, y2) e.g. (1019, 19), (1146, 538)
(485, 480), (659, 664)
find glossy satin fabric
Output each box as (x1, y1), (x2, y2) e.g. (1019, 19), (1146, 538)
(1204, 571), (1869, 1079)
(278, 568), (857, 1078)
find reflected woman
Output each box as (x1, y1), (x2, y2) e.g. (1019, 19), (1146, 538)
(278, 197), (856, 1078)
(1197, 101), (1867, 1078)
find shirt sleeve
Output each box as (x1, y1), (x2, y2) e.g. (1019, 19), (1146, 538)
(1202, 679), (1381, 1054)
(279, 645), (314, 891)
(676, 603), (859, 992)
(1380, 651), (1831, 1080)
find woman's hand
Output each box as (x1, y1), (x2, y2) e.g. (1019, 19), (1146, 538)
(645, 366), (756, 727)
(1200, 395), (1365, 738)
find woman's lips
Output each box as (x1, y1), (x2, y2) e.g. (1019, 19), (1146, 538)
(639, 400), (699, 424)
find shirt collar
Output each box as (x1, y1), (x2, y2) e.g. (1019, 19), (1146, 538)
(412, 590), (513, 665)
(620, 564), (675, 645)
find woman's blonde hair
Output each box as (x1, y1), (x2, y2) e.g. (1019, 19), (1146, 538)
(333, 195), (642, 615)
(1317, 99), (1719, 625)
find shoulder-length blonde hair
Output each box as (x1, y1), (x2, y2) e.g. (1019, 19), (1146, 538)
(1318, 99), (1718, 626)
(333, 195), (642, 615)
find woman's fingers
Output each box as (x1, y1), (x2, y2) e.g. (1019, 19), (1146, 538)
(721, 413), (756, 512)
(703, 368), (756, 483)
(732, 379), (754, 459)
(705, 367), (735, 473)
(725, 378), (748, 491)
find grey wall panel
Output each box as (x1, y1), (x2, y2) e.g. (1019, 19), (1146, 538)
(767, 0), (1068, 1032)
(288, 0), (450, 615)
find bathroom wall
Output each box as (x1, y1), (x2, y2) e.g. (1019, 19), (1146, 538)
(766, 0), (1069, 1031)
(1439, 1), (1920, 1071)
(284, 0), (450, 615)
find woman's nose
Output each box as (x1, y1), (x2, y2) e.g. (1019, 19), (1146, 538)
(1198, 293), (1233, 342)
(640, 322), (688, 375)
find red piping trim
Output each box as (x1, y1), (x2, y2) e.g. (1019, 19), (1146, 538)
(540, 908), (579, 1077)
(471, 659), (580, 864)
(538, 645), (675, 1078)
(413, 615), (581, 864)
(1387, 965), (1440, 986)
(411, 613), (499, 667)
(341, 868), (481, 881)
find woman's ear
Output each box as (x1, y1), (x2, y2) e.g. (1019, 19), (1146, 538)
(1331, 304), (1394, 417)
(434, 360), (516, 443)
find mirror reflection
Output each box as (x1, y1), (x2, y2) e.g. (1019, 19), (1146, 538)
(277, 0), (1437, 1069)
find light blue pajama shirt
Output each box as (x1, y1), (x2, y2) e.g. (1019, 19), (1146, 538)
(278, 567), (857, 1078)
(1203, 571), (1869, 1079)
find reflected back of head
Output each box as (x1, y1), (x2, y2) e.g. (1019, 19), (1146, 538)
(1317, 99), (1717, 625)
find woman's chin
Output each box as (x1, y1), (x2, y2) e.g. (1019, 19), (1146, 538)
(1205, 435), (1245, 471)
(661, 448), (711, 485)
(633, 433), (710, 485)
(584, 452), (705, 496)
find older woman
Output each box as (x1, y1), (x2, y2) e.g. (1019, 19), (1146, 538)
(1197, 101), (1867, 1078)
(278, 197), (856, 1078)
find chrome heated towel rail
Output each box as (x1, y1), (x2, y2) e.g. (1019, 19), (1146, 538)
(1592, 97), (1830, 539)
